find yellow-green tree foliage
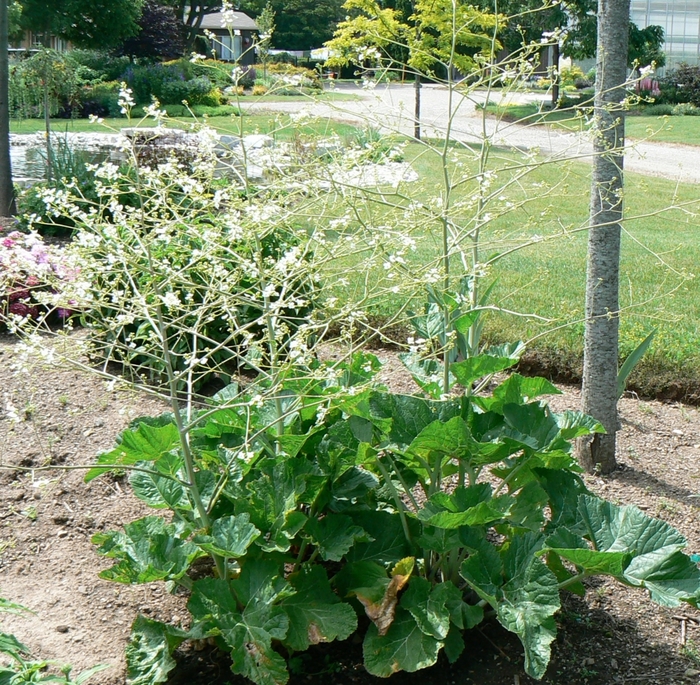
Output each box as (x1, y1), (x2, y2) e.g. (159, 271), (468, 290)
(325, 0), (500, 75)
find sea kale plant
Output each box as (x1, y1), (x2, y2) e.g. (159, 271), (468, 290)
(87, 352), (700, 685)
(9, 9), (699, 685)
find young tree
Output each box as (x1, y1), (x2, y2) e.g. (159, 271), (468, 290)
(256, 1), (275, 78)
(0, 0), (16, 216)
(18, 0), (144, 49)
(576, 0), (631, 474)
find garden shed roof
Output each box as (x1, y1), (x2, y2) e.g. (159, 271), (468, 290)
(200, 10), (258, 31)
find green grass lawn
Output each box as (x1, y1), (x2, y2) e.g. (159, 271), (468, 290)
(321, 140), (700, 395)
(10, 112), (359, 139)
(481, 102), (700, 146)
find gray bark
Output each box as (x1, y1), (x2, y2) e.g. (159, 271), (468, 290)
(0, 0), (15, 216)
(577, 0), (630, 474)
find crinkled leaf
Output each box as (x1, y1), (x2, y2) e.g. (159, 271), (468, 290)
(193, 513), (260, 558)
(401, 578), (451, 640)
(534, 467), (590, 528)
(281, 566), (357, 651)
(578, 495), (700, 605)
(328, 466), (379, 512)
(475, 374), (561, 413)
(498, 535), (560, 680)
(332, 561), (389, 603)
(86, 421), (180, 481)
(363, 607), (442, 677)
(442, 624), (465, 663)
(450, 354), (519, 389)
(367, 393), (440, 446)
(556, 411), (605, 440)
(460, 548), (502, 607)
(125, 616), (188, 685)
(189, 565), (290, 685)
(346, 510), (417, 565)
(238, 461), (309, 553)
(129, 460), (189, 511)
(501, 402), (560, 451)
(408, 417), (474, 458)
(546, 526), (631, 576)
(305, 514), (367, 561)
(94, 516), (199, 584)
(508, 481), (549, 531)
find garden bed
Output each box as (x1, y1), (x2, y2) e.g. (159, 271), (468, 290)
(1, 337), (700, 685)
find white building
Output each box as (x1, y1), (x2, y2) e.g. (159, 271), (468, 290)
(631, 0), (700, 67)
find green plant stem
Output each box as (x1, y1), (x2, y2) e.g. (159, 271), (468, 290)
(254, 234), (284, 439)
(375, 456), (412, 546)
(382, 451), (420, 512)
(558, 571), (588, 590)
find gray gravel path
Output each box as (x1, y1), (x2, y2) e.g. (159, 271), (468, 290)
(240, 83), (700, 184)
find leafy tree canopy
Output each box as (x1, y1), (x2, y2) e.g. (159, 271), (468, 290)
(325, 0), (499, 76)
(17, 0), (144, 49)
(118, 0), (184, 61)
(241, 0), (346, 51)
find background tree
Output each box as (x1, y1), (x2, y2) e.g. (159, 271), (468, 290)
(240, 0), (345, 50)
(628, 23), (665, 70)
(576, 0), (631, 474)
(118, 0), (183, 61)
(17, 0), (144, 49)
(256, 2), (275, 78)
(0, 0), (16, 216)
(326, 0), (498, 139)
(162, 0), (218, 52)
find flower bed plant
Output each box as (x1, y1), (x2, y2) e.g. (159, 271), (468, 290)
(87, 352), (700, 685)
(0, 230), (78, 328)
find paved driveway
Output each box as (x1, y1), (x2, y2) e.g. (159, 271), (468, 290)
(240, 83), (700, 184)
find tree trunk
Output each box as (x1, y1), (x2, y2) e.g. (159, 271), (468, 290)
(576, 0), (630, 474)
(414, 72), (421, 141)
(550, 42), (560, 109)
(0, 0), (16, 216)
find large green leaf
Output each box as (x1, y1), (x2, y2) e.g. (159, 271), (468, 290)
(498, 534), (560, 680)
(398, 352), (446, 399)
(332, 561), (390, 604)
(129, 457), (189, 511)
(193, 514), (260, 558)
(125, 616), (188, 685)
(280, 566), (357, 651)
(474, 374), (560, 413)
(421, 485), (512, 529)
(363, 607), (442, 677)
(450, 354), (519, 389)
(577, 495), (700, 606)
(305, 514), (367, 561)
(86, 421), (181, 482)
(367, 393), (441, 446)
(346, 511), (417, 565)
(94, 516), (200, 584)
(407, 417), (475, 458)
(555, 411), (605, 441)
(238, 461), (309, 553)
(401, 578), (452, 640)
(188, 563), (291, 685)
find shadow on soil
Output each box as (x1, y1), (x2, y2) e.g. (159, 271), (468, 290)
(166, 591), (696, 685)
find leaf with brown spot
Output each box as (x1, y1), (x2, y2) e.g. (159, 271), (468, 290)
(357, 557), (414, 635)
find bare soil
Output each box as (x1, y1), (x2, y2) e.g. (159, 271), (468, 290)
(1, 339), (700, 685)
